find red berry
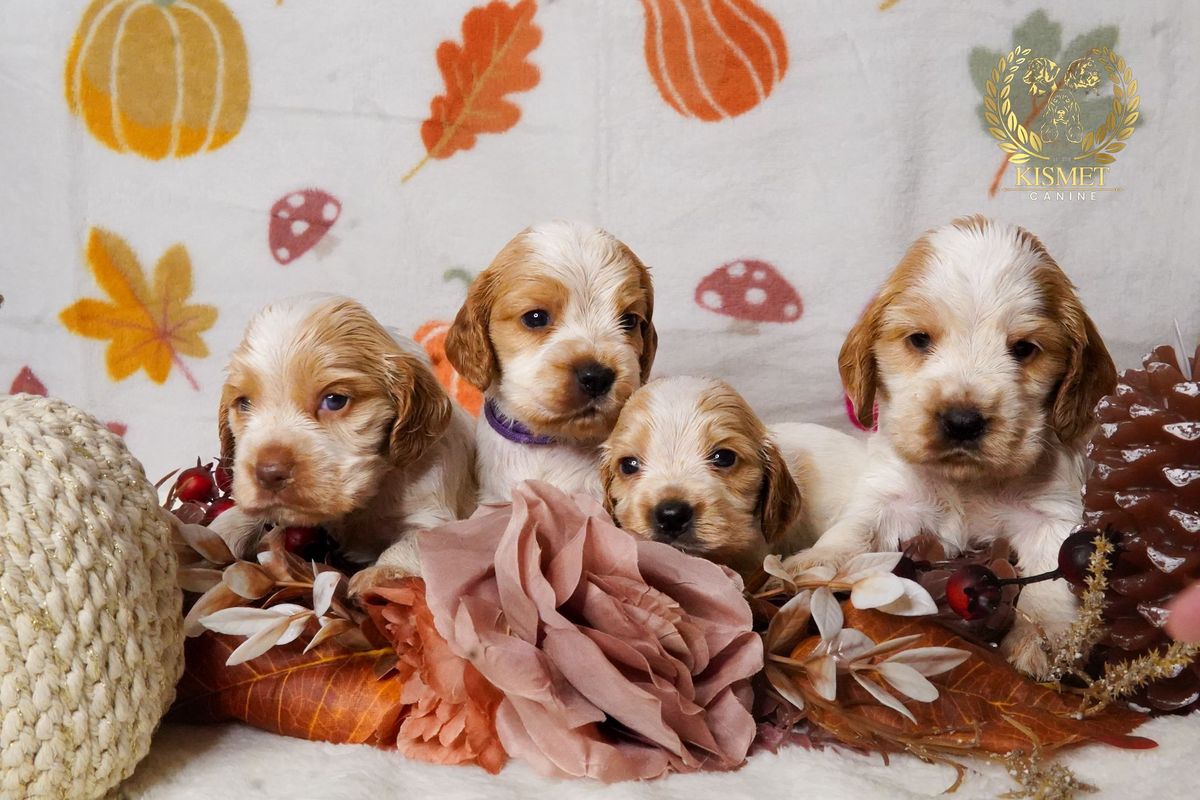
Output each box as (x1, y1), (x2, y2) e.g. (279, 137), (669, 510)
(282, 526), (315, 551)
(176, 465), (217, 503)
(282, 526), (333, 561)
(1057, 529), (1116, 587)
(215, 465), (234, 495)
(945, 564), (1001, 621)
(205, 497), (236, 523)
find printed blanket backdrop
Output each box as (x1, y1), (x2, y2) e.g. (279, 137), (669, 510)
(3, 1), (1198, 481)
(2, 1), (1200, 796)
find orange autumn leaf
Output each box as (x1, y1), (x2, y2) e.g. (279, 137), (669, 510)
(794, 606), (1154, 757)
(403, 0), (541, 182)
(172, 633), (405, 745)
(60, 227), (217, 390)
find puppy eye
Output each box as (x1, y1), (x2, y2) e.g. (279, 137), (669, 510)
(907, 332), (933, 352)
(709, 449), (737, 468)
(618, 457), (641, 476)
(618, 312), (639, 332)
(235, 396), (251, 412)
(521, 309), (550, 329)
(319, 393), (350, 412)
(1009, 340), (1039, 362)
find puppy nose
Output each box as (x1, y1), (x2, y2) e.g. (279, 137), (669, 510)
(254, 447), (295, 492)
(652, 500), (694, 539)
(939, 407), (987, 443)
(575, 362), (615, 398)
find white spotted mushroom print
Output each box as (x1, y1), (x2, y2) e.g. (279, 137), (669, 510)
(695, 259), (802, 331)
(269, 189), (342, 265)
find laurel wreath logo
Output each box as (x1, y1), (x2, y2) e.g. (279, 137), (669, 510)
(984, 45), (1139, 167)
(1075, 47), (1140, 164)
(984, 46), (1045, 164)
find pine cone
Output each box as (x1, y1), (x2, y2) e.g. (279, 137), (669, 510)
(1084, 344), (1200, 712)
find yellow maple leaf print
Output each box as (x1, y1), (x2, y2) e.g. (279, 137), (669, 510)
(61, 227), (217, 389)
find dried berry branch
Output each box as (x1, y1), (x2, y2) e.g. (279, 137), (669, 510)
(1047, 533), (1114, 682)
(1082, 641), (1200, 716)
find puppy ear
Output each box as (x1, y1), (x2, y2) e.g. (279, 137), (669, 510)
(839, 297), (882, 429)
(757, 439), (803, 546)
(839, 239), (930, 429)
(598, 450), (619, 520)
(218, 384), (236, 467)
(1051, 303), (1116, 444)
(445, 271), (499, 390)
(388, 351), (453, 466)
(633, 257), (658, 383)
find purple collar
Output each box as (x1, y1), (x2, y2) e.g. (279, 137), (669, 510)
(484, 399), (556, 446)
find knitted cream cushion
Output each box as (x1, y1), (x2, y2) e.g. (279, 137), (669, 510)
(0, 395), (183, 800)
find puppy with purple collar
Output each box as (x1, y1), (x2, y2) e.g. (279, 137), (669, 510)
(445, 221), (657, 503)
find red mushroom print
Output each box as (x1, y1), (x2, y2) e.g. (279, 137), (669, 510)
(694, 259), (802, 334)
(269, 189), (342, 265)
(9, 365), (47, 396)
(8, 365), (127, 435)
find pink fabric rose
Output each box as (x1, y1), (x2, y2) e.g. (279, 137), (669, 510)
(419, 480), (763, 782)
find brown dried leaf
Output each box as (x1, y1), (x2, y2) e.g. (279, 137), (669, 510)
(306, 617), (356, 652)
(171, 633), (404, 746)
(178, 567), (224, 593)
(793, 606), (1156, 756)
(183, 583), (244, 637)
(223, 561), (276, 599)
(178, 520), (234, 564)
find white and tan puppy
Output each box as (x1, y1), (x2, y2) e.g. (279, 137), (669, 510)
(210, 295), (476, 588)
(445, 221), (657, 503)
(787, 216), (1116, 676)
(601, 376), (866, 576)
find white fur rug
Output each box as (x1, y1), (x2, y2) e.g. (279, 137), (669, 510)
(122, 716), (1196, 799)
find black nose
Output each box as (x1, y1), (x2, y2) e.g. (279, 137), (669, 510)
(939, 407), (987, 443)
(652, 500), (694, 538)
(575, 362), (615, 398)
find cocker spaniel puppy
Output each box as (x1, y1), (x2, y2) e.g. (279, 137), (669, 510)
(787, 216), (1116, 676)
(209, 295), (476, 589)
(445, 221), (657, 503)
(601, 376), (866, 576)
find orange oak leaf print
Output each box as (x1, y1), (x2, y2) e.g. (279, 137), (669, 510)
(60, 228), (217, 390)
(403, 0), (541, 183)
(640, 0), (788, 121)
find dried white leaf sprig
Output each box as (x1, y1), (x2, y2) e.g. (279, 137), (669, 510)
(171, 516), (367, 659)
(200, 571), (351, 665)
(763, 585), (969, 720)
(763, 551), (938, 616)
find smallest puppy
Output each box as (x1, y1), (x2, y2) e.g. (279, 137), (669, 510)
(601, 376), (866, 575)
(210, 295), (476, 588)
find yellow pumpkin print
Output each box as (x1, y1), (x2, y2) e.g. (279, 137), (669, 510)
(64, 0), (250, 159)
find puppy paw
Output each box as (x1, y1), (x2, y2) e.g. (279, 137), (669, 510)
(348, 564), (417, 598)
(1000, 620), (1052, 679)
(781, 545), (859, 577)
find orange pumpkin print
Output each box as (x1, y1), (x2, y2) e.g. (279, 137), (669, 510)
(415, 321), (483, 417)
(64, 0), (250, 159)
(640, 0), (788, 121)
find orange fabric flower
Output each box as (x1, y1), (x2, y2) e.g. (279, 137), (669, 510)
(362, 579), (506, 773)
